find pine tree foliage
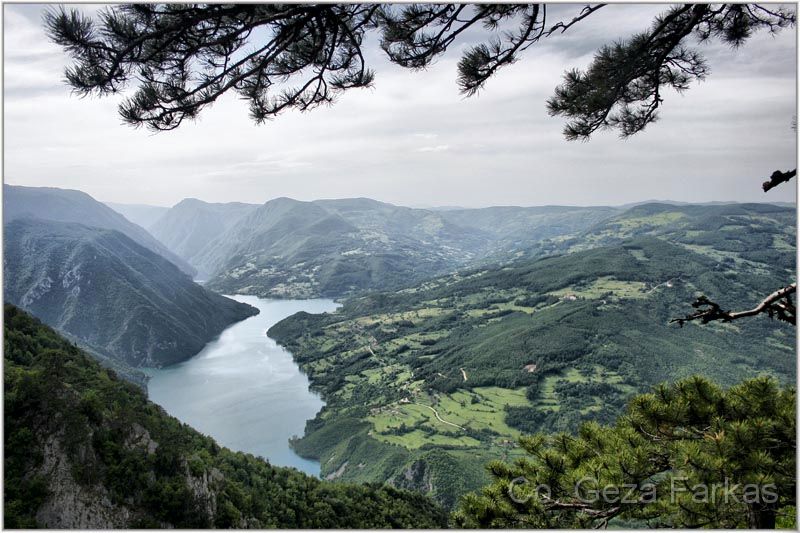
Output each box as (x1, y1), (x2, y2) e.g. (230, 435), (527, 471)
(45, 4), (381, 130)
(453, 376), (796, 529)
(379, 4), (604, 97)
(45, 4), (795, 135)
(546, 4), (795, 139)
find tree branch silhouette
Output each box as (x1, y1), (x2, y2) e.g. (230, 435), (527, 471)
(763, 169), (797, 192)
(45, 3), (796, 134)
(671, 283), (796, 327)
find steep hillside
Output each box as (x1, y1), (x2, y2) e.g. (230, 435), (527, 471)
(3, 305), (448, 528)
(197, 197), (480, 298)
(268, 236), (795, 508)
(105, 202), (169, 230)
(197, 197), (616, 298)
(526, 202), (797, 268)
(5, 185), (195, 276)
(4, 218), (257, 368)
(438, 205), (620, 258)
(148, 198), (258, 278)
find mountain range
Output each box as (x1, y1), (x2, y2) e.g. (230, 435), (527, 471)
(3, 184), (795, 522)
(4, 218), (257, 370)
(497, 201), (797, 266)
(136, 196), (621, 298)
(5, 185), (195, 276)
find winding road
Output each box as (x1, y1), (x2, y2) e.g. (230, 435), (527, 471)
(413, 403), (465, 430)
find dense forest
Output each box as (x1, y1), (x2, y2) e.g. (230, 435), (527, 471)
(454, 375), (796, 528)
(268, 204), (796, 508)
(3, 304), (447, 528)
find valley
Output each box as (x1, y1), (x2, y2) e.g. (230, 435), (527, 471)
(4, 185), (796, 525)
(267, 204), (796, 507)
(4, 2), (797, 526)
(141, 196), (622, 299)
(4, 305), (447, 528)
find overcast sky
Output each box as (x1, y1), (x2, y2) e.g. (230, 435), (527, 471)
(4, 3), (798, 208)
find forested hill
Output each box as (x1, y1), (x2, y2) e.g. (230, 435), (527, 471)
(3, 218), (257, 370)
(3, 304), (448, 529)
(268, 235), (795, 508)
(195, 197), (487, 298)
(185, 196), (617, 298)
(4, 185), (195, 277)
(522, 202), (797, 267)
(148, 198), (259, 277)
(436, 204), (618, 257)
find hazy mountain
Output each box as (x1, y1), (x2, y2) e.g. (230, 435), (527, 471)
(192, 197), (490, 298)
(105, 201), (170, 229)
(616, 199), (797, 209)
(437, 205), (620, 256)
(4, 305), (447, 528)
(186, 197), (617, 298)
(148, 198), (259, 277)
(426, 205), (467, 211)
(313, 197), (490, 253)
(4, 218), (257, 368)
(502, 202), (797, 267)
(4, 185), (195, 276)
(567, 202), (795, 259)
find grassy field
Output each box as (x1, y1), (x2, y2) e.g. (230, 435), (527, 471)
(547, 276), (649, 300)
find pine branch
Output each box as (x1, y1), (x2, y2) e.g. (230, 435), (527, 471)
(45, 4), (796, 132)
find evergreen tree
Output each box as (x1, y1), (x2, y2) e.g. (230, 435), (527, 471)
(453, 376), (796, 529)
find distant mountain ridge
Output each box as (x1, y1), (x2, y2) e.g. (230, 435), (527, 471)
(176, 197), (488, 297)
(152, 196), (620, 298)
(616, 199), (797, 209)
(105, 202), (170, 229)
(436, 205), (619, 257)
(3, 217), (257, 369)
(4, 185), (195, 277)
(148, 198), (259, 278)
(151, 195), (793, 300)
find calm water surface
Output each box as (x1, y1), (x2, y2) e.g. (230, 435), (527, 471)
(145, 295), (339, 476)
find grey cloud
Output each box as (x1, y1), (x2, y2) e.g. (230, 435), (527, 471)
(3, 4), (797, 208)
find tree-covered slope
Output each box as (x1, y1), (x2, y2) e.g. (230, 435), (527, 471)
(438, 205), (620, 259)
(267, 235), (795, 508)
(4, 185), (195, 276)
(4, 218), (257, 368)
(148, 198), (259, 278)
(198, 197), (482, 298)
(454, 375), (796, 529)
(196, 197), (617, 299)
(3, 304), (448, 529)
(528, 202), (797, 269)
